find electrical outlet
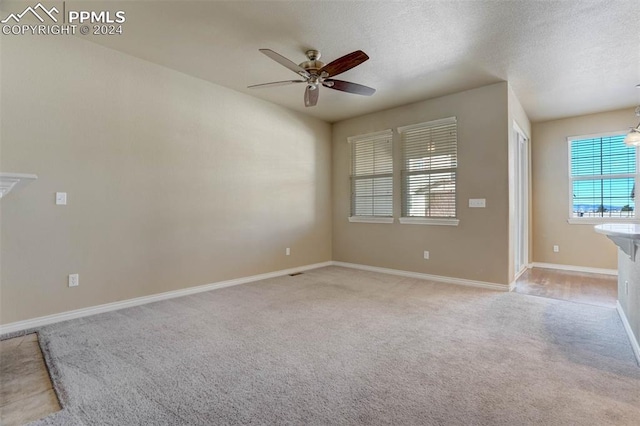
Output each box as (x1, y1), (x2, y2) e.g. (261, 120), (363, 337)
(68, 274), (79, 287)
(56, 192), (67, 205)
(286, 247), (291, 256)
(553, 245), (559, 253)
(423, 251), (429, 260)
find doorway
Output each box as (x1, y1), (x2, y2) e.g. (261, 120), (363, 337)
(513, 124), (529, 278)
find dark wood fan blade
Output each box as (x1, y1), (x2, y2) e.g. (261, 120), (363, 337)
(259, 49), (310, 78)
(319, 50), (369, 77)
(304, 86), (319, 107)
(248, 80), (305, 89)
(324, 79), (376, 96)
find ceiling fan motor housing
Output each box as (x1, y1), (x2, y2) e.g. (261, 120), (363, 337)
(300, 50), (325, 73)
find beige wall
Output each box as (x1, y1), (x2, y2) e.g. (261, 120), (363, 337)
(0, 35), (332, 324)
(332, 83), (511, 285)
(4, 30), (629, 327)
(531, 108), (637, 269)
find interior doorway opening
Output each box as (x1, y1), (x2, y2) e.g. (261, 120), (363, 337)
(513, 123), (529, 279)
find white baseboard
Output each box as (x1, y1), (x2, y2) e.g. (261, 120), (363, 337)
(616, 301), (640, 366)
(530, 262), (617, 276)
(331, 261), (510, 291)
(514, 267), (528, 281)
(510, 266), (528, 290)
(13, 259), (615, 335)
(0, 261), (332, 336)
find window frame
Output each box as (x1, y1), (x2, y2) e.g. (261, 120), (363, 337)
(398, 117), (459, 227)
(567, 130), (639, 225)
(348, 129), (394, 224)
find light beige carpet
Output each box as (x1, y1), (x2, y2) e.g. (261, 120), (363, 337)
(31, 266), (640, 425)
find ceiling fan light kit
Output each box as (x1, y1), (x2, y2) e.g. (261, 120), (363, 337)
(625, 127), (640, 146)
(624, 105), (640, 147)
(248, 48), (376, 107)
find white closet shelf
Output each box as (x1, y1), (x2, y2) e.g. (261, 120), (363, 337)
(0, 173), (38, 199)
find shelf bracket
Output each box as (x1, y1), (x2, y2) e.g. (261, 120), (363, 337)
(606, 235), (638, 261)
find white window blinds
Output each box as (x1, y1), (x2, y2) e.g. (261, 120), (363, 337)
(400, 117), (457, 218)
(349, 130), (393, 217)
(569, 133), (636, 219)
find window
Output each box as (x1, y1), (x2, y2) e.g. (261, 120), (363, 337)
(399, 117), (458, 226)
(569, 132), (637, 223)
(348, 130), (393, 223)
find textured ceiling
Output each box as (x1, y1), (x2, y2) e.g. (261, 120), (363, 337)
(5, 0), (640, 123)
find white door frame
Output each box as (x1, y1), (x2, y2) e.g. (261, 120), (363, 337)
(513, 121), (529, 277)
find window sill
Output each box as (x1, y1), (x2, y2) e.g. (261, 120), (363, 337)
(399, 217), (460, 226)
(348, 216), (394, 224)
(567, 218), (639, 225)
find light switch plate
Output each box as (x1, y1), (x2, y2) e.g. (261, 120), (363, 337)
(469, 198), (486, 208)
(56, 192), (67, 205)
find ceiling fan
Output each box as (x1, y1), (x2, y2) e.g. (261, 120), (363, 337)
(248, 49), (376, 107)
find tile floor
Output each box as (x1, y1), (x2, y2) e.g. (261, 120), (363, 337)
(515, 267), (617, 308)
